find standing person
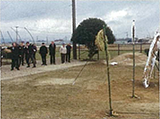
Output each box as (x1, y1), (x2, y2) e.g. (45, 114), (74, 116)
(32, 43), (37, 63)
(25, 42), (36, 68)
(59, 43), (67, 64)
(49, 41), (56, 64)
(18, 41), (25, 66)
(66, 43), (72, 63)
(10, 42), (20, 70)
(39, 43), (48, 65)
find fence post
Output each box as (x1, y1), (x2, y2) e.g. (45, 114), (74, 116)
(118, 44), (120, 55)
(140, 43), (142, 53)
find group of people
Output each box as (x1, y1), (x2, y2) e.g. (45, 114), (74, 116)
(9, 41), (37, 70)
(9, 41), (72, 71)
(39, 42), (72, 65)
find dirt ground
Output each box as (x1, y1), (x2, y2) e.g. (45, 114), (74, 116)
(110, 52), (148, 66)
(1, 60), (159, 119)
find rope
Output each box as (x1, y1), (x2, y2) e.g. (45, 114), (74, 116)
(72, 61), (88, 85)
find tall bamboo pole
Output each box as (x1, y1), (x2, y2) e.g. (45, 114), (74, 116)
(103, 25), (113, 116)
(132, 20), (136, 98)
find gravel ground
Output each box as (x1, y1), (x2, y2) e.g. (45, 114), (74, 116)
(1, 58), (88, 80)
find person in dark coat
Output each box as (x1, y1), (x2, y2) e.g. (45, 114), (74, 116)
(66, 43), (72, 62)
(18, 41), (25, 66)
(25, 42), (36, 68)
(10, 42), (20, 70)
(39, 43), (48, 65)
(49, 41), (56, 64)
(32, 43), (37, 63)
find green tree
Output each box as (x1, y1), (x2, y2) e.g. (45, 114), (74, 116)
(71, 18), (115, 59)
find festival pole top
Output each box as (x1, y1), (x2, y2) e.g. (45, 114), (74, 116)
(132, 20), (135, 42)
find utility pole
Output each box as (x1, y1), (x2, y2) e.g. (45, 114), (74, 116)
(11, 27), (22, 42)
(46, 36), (48, 45)
(16, 26), (18, 43)
(126, 32), (128, 38)
(36, 36), (38, 44)
(72, 0), (77, 59)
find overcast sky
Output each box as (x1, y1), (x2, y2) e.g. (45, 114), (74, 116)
(0, 0), (159, 42)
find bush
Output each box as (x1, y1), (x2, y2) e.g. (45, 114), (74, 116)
(71, 18), (115, 59)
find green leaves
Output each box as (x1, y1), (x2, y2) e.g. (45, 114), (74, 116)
(71, 18), (115, 59)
